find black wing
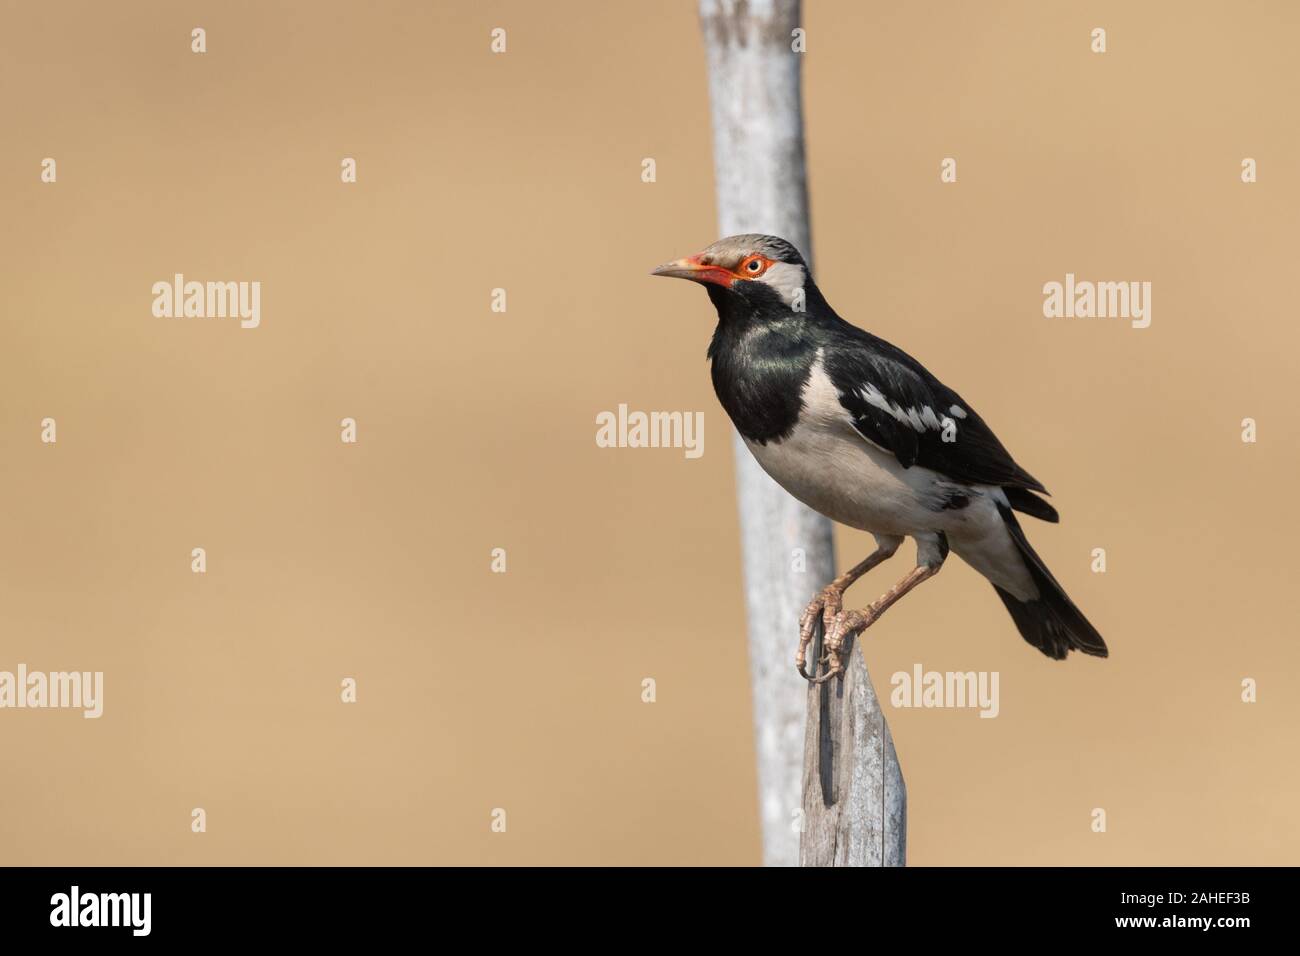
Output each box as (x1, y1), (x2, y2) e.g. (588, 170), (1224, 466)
(822, 329), (1049, 495)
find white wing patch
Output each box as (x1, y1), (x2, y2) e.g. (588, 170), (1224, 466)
(858, 383), (953, 435)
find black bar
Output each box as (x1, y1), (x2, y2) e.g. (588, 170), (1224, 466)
(0, 866), (1283, 941)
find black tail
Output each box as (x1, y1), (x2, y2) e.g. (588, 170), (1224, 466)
(993, 503), (1108, 660)
(1003, 486), (1058, 523)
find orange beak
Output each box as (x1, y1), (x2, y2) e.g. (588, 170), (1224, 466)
(650, 254), (737, 289)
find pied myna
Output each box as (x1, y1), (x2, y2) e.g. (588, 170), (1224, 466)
(653, 234), (1107, 682)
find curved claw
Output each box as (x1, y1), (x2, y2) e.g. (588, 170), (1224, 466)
(797, 659), (842, 684)
(795, 585), (845, 684)
(798, 644), (846, 684)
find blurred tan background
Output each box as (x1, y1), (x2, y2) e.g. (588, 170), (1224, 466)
(2, 0), (1297, 865)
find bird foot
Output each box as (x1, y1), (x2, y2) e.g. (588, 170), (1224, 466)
(796, 585), (845, 682)
(803, 606), (879, 684)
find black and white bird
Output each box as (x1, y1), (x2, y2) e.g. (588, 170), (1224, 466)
(653, 234), (1108, 682)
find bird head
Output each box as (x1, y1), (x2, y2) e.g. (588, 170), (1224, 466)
(651, 234), (811, 312)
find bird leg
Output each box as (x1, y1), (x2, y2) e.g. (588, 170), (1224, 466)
(806, 533), (949, 685)
(796, 534), (902, 682)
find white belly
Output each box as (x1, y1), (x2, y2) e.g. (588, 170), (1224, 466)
(744, 421), (945, 536)
(747, 424), (1036, 597)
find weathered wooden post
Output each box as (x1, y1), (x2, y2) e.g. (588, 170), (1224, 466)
(698, 0), (906, 867)
(800, 625), (907, 865)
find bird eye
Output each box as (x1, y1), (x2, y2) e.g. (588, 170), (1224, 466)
(742, 256), (768, 275)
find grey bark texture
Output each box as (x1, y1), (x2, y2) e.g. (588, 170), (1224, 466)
(799, 628), (907, 866)
(698, 0), (905, 867)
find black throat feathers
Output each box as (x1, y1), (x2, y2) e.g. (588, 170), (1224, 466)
(705, 283), (823, 445)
